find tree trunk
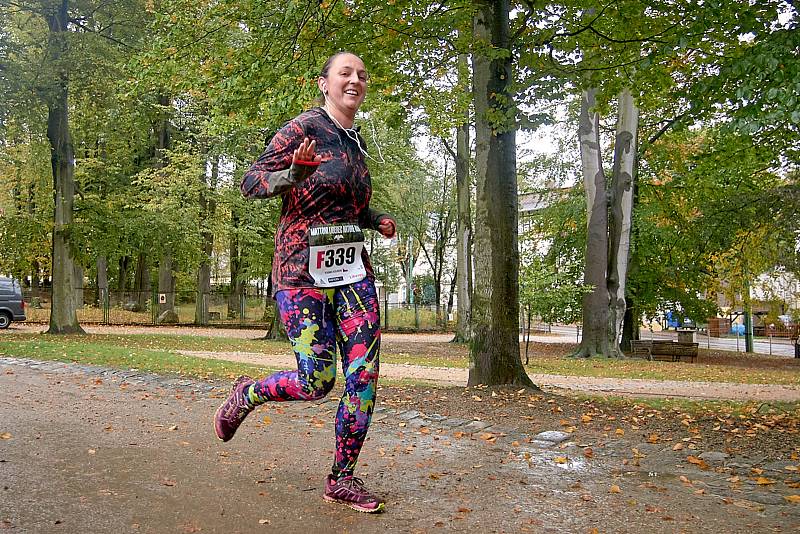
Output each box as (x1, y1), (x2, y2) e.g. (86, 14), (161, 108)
(227, 208), (243, 319)
(96, 255), (108, 307)
(117, 255), (130, 296)
(45, 0), (84, 334)
(134, 252), (150, 311)
(30, 260), (41, 302)
(264, 277), (287, 340)
(196, 157), (217, 325)
(453, 53), (473, 343)
(621, 300), (637, 352)
(73, 263), (83, 310)
(158, 252), (176, 314)
(446, 265), (457, 327)
(468, 0), (534, 388)
(621, 148), (643, 352)
(573, 88), (611, 358)
(608, 89), (638, 355)
(154, 91), (176, 318)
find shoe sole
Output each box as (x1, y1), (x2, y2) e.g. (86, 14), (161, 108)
(213, 403), (229, 442)
(323, 495), (385, 513)
(213, 377), (254, 442)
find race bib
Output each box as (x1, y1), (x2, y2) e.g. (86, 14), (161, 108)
(308, 223), (366, 287)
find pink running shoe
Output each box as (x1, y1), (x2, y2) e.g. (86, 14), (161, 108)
(214, 375), (255, 442)
(323, 474), (385, 513)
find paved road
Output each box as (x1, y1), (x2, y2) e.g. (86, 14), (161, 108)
(540, 324), (797, 358)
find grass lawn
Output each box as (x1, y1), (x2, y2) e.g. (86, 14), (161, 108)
(0, 331), (798, 386)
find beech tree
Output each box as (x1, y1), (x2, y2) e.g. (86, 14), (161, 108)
(469, 0), (533, 387)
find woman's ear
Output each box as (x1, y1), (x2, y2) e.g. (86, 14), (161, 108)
(318, 78), (327, 94)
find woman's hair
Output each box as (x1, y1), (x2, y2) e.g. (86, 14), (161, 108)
(314, 51), (362, 105)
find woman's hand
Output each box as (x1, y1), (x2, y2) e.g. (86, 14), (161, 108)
(293, 138), (322, 164)
(377, 218), (396, 239)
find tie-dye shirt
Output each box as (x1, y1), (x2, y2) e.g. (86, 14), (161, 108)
(241, 107), (389, 295)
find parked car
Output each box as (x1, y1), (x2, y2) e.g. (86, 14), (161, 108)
(0, 276), (26, 328)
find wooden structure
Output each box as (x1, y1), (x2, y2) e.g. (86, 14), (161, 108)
(630, 340), (698, 363)
(707, 317), (731, 337)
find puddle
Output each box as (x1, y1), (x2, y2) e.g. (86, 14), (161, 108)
(513, 447), (592, 473)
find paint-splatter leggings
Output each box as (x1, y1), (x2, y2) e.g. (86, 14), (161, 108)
(244, 279), (380, 479)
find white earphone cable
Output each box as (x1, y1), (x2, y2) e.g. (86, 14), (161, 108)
(322, 97), (385, 164)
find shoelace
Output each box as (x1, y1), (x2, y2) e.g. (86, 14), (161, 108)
(338, 476), (372, 496)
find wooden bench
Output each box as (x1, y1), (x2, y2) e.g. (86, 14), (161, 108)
(630, 340), (653, 361)
(629, 340), (698, 363)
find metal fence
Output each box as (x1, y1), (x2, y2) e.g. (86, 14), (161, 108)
(21, 288), (452, 331)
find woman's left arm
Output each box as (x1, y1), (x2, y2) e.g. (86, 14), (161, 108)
(360, 207), (396, 238)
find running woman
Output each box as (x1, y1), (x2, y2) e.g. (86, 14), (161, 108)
(214, 52), (396, 514)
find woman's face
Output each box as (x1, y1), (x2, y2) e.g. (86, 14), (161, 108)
(319, 53), (367, 117)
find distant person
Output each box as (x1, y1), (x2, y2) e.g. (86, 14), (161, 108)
(214, 51), (396, 513)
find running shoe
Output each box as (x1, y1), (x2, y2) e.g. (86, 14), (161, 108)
(323, 474), (385, 513)
(214, 375), (254, 442)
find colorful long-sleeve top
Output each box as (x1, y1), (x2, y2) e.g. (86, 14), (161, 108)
(241, 107), (390, 296)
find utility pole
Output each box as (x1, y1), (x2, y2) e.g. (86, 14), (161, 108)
(743, 263), (754, 353)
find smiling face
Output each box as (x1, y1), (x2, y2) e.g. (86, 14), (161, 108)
(318, 53), (367, 121)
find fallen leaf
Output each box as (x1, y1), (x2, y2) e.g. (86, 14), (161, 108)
(583, 448), (594, 458)
(784, 495), (800, 504)
(581, 415), (592, 423)
(785, 465), (799, 472)
(553, 457), (568, 464)
(615, 428), (625, 436)
(609, 485), (622, 494)
(262, 416), (271, 425)
(0, 433), (12, 440)
(647, 434), (660, 444)
(258, 519), (271, 525)
(754, 477), (776, 485)
(672, 443), (684, 451)
(457, 507), (472, 513)
(686, 456), (709, 470)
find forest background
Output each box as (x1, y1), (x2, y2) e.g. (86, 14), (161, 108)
(0, 0), (798, 386)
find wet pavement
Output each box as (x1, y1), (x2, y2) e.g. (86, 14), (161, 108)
(1, 357), (799, 533)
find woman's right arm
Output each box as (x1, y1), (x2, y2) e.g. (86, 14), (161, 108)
(240, 121), (320, 199)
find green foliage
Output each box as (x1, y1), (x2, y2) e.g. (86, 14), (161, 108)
(519, 185), (589, 325)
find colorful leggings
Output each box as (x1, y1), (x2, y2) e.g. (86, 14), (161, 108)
(244, 279), (380, 479)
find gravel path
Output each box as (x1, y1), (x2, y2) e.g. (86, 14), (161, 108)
(2, 357), (798, 533)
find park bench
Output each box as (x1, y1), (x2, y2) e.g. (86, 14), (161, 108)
(630, 340), (698, 363)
